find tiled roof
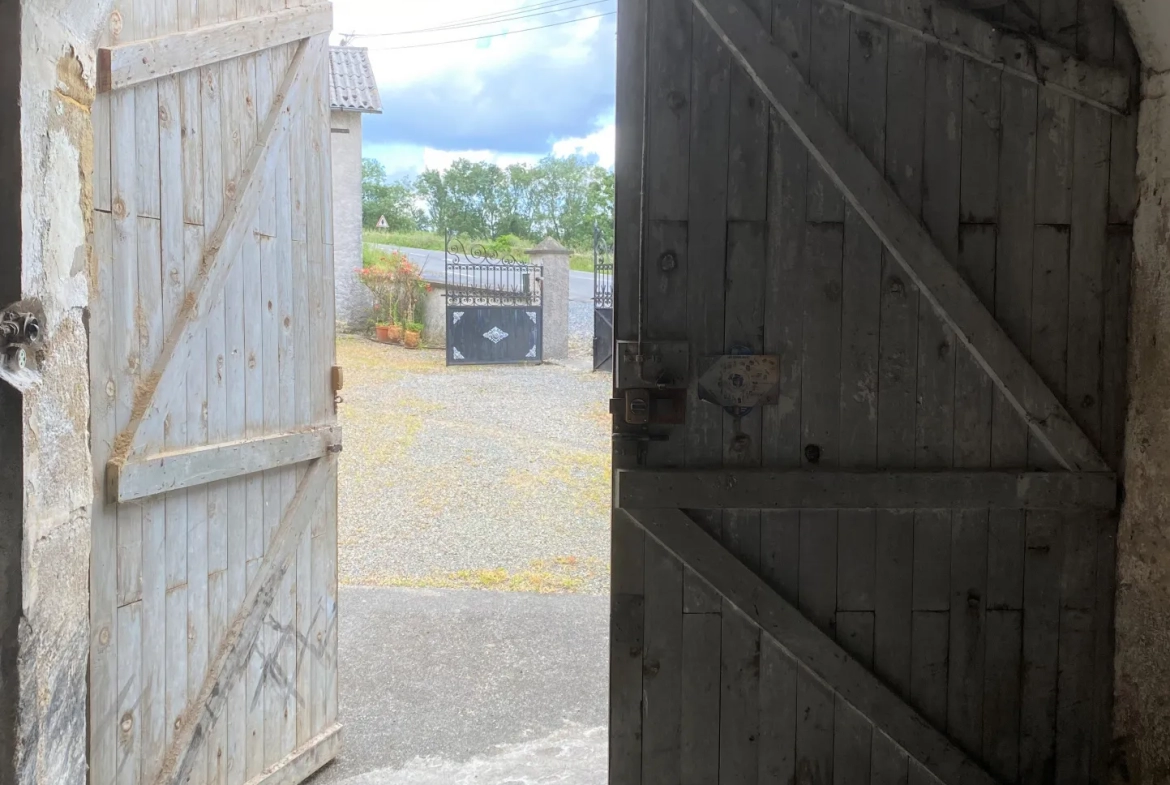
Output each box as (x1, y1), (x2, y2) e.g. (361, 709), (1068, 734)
(329, 47), (382, 114)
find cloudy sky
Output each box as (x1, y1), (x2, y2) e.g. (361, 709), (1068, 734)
(332, 0), (617, 180)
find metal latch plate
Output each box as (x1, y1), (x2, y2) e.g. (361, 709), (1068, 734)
(698, 355), (781, 408)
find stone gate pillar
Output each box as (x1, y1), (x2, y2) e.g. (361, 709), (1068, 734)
(526, 238), (570, 360)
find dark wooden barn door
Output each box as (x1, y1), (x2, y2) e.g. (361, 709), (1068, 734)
(610, 0), (1137, 783)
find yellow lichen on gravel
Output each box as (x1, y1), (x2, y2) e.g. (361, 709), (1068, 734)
(337, 336), (613, 594)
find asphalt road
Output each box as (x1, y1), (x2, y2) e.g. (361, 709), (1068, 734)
(370, 244), (604, 302)
(308, 586), (608, 785)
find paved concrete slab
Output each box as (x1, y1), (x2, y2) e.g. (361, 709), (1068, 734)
(309, 586), (608, 785)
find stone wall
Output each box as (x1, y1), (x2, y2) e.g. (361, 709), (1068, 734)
(14, 0), (113, 782)
(330, 109), (370, 330)
(1110, 3), (1170, 780)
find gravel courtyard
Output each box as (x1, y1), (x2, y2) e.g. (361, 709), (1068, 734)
(336, 335), (612, 594)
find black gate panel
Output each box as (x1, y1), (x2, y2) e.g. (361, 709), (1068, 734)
(593, 307), (613, 372)
(445, 234), (543, 366)
(593, 226), (614, 372)
(447, 306), (542, 365)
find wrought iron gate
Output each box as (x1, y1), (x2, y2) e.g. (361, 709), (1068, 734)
(445, 235), (543, 365)
(593, 225), (614, 372)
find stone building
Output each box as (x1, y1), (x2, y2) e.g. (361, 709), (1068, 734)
(329, 46), (381, 330)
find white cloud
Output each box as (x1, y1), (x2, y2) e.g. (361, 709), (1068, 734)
(552, 119), (615, 169)
(333, 0), (611, 90)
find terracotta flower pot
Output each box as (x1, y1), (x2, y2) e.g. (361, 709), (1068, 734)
(375, 324), (390, 342)
(386, 324), (403, 344)
(404, 330), (421, 349)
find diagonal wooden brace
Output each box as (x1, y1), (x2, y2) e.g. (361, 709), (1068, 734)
(152, 455), (335, 785)
(110, 34), (327, 466)
(691, 0), (1107, 472)
(625, 507), (1003, 785)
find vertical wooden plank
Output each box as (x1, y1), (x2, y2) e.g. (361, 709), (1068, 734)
(726, 0), (769, 223)
(761, 0), (809, 615)
(799, 224), (841, 628)
(722, 6), (766, 677)
(1090, 514), (1118, 783)
(642, 540), (682, 785)
(796, 673), (834, 785)
(157, 11), (193, 774)
(646, 0), (691, 223)
(758, 638), (796, 785)
(261, 229), (282, 769)
(984, 68), (1037, 781)
(90, 210), (117, 785)
(910, 611), (949, 729)
(720, 604), (760, 785)
(948, 225), (994, 764)
(912, 49), (960, 740)
(1019, 513), (1061, 785)
(874, 32), (923, 748)
(806, 0), (848, 224)
(946, 518), (987, 756)
(682, 613), (721, 785)
(113, 83), (142, 609)
(1034, 91), (1073, 227)
(291, 96), (313, 750)
(1108, 23), (1138, 228)
(95, 93), (112, 212)
(613, 0), (648, 778)
(242, 229), (265, 777)
(319, 54), (339, 740)
(199, 53), (230, 785)
(723, 219), (765, 573)
(991, 75), (1037, 474)
(139, 216), (168, 785)
(118, 602), (144, 785)
(1066, 106), (1110, 447)
(798, 220), (840, 785)
(1101, 230), (1132, 470)
(877, 27), (924, 473)
(837, 21), (885, 694)
(178, 0), (202, 227)
(960, 62), (1001, 225)
(273, 58), (298, 757)
(134, 0), (160, 220)
(1057, 509), (1098, 779)
(982, 609), (1022, 782)
(683, 0), (730, 616)
(220, 9), (248, 785)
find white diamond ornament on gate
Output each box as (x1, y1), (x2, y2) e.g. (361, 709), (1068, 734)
(484, 326), (509, 344)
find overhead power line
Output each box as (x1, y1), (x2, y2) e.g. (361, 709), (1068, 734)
(365, 11), (616, 51)
(346, 0), (605, 39)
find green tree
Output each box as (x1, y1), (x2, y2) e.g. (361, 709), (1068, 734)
(362, 158), (417, 231)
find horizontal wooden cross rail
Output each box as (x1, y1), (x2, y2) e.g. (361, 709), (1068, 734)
(819, 0), (1129, 114)
(691, 0), (1109, 473)
(97, 2), (333, 92)
(109, 425), (341, 503)
(624, 508), (1003, 785)
(615, 469), (1118, 511)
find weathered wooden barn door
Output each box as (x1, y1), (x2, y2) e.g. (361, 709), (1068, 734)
(88, 2), (340, 784)
(612, 0), (1137, 782)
